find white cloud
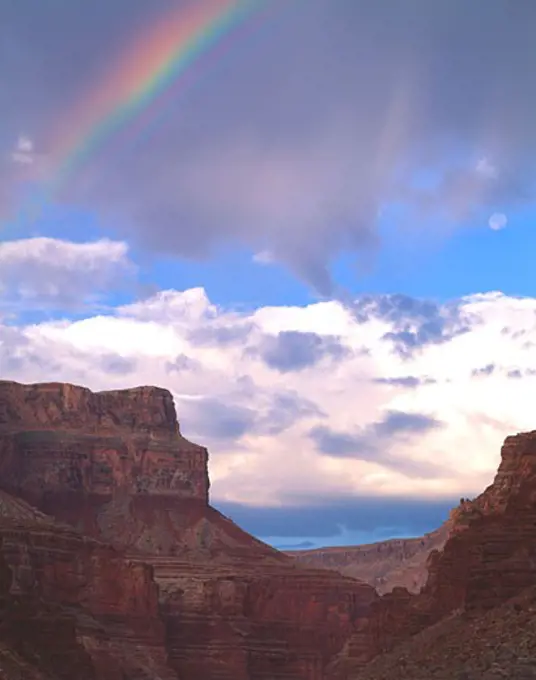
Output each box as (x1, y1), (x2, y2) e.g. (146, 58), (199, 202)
(10, 134), (35, 165)
(1, 288), (535, 506)
(253, 250), (275, 265)
(0, 237), (136, 310)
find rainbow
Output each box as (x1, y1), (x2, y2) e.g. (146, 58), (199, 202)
(49, 0), (266, 191)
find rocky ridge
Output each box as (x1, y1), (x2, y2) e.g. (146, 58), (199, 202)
(287, 524), (449, 594)
(326, 430), (536, 679)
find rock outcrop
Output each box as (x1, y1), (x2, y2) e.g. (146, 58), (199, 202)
(327, 430), (536, 679)
(0, 380), (377, 680)
(0, 380), (209, 506)
(353, 585), (536, 680)
(287, 524), (449, 594)
(0, 489), (175, 679)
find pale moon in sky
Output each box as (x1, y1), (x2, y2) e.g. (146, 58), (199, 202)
(488, 213), (508, 231)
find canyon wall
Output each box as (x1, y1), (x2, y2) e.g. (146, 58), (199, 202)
(0, 489), (175, 679)
(287, 524), (449, 594)
(327, 430), (536, 679)
(0, 380), (377, 680)
(4, 379), (536, 679)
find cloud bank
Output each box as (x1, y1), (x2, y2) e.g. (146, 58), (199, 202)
(2, 0), (535, 290)
(1, 242), (535, 511)
(0, 237), (135, 311)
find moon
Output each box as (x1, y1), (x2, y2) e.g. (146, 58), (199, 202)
(488, 213), (507, 231)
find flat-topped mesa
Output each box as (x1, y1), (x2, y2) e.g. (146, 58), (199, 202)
(0, 380), (180, 434)
(0, 380), (209, 508)
(0, 380), (379, 679)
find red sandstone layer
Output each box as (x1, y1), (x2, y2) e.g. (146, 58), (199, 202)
(4, 379), (536, 679)
(0, 489), (175, 679)
(0, 380), (377, 680)
(327, 430), (536, 678)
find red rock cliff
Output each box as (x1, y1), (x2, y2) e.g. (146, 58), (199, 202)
(0, 489), (176, 679)
(0, 380), (209, 506)
(326, 430), (536, 679)
(0, 380), (377, 680)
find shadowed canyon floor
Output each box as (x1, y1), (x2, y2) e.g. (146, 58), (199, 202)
(0, 380), (536, 679)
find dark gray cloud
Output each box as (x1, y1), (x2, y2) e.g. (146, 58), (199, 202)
(373, 375), (436, 388)
(99, 353), (136, 375)
(468, 364), (536, 380)
(3, 1), (536, 291)
(214, 495), (455, 544)
(179, 397), (257, 442)
(472, 363), (496, 377)
(374, 410), (441, 437)
(188, 322), (256, 347)
(506, 367), (536, 379)
(257, 391), (326, 435)
(353, 294), (475, 357)
(165, 353), (201, 373)
(353, 294), (442, 325)
(310, 410), (444, 478)
(274, 541), (316, 551)
(177, 389), (325, 443)
(501, 327), (528, 340)
(252, 331), (350, 372)
(0, 325), (38, 375)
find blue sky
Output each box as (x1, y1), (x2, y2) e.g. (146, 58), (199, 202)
(7, 194), (528, 312)
(2, 0), (536, 547)
(9, 197), (528, 315)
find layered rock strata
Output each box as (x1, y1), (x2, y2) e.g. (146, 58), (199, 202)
(327, 430), (536, 679)
(0, 380), (376, 680)
(287, 524), (449, 594)
(0, 489), (175, 679)
(6, 380), (536, 679)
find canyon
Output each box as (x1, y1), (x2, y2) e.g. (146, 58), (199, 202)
(1, 379), (536, 679)
(0, 380), (375, 680)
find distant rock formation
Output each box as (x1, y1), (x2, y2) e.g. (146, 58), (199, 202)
(287, 524), (450, 594)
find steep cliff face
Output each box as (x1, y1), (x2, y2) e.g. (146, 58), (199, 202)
(288, 524), (449, 594)
(0, 380), (209, 506)
(0, 490), (176, 680)
(327, 430), (536, 679)
(157, 558), (376, 680)
(0, 380), (377, 680)
(423, 431), (536, 614)
(0, 381), (282, 561)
